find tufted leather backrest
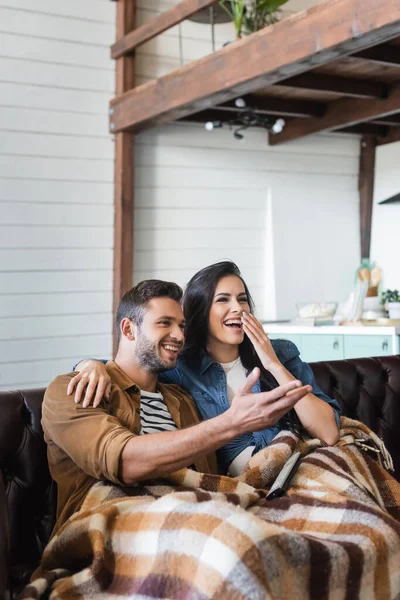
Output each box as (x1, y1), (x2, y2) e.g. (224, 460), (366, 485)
(1, 355), (400, 599)
(310, 355), (400, 482)
(0, 389), (56, 598)
(0, 473), (8, 600)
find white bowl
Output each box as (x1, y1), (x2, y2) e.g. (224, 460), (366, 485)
(296, 302), (338, 320)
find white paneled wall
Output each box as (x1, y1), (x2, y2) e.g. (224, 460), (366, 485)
(0, 0), (115, 389)
(371, 142), (400, 289)
(134, 123), (360, 320)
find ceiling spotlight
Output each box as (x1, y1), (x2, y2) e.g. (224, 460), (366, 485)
(205, 120), (223, 131)
(271, 118), (285, 134)
(235, 97), (247, 109)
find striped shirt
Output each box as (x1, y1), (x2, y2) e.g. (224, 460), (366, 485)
(140, 390), (178, 435)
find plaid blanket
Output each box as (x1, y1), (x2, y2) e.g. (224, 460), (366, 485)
(24, 417), (400, 600)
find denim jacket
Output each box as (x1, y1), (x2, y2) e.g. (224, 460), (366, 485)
(158, 339), (341, 473)
(76, 339), (341, 473)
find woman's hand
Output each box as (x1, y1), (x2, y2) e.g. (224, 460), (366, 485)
(67, 360), (111, 408)
(241, 312), (281, 371)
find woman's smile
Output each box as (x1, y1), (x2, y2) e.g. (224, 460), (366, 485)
(222, 317), (244, 336)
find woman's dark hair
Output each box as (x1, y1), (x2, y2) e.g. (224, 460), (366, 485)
(182, 261), (278, 392)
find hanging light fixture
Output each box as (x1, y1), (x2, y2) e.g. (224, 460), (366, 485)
(204, 98), (286, 139)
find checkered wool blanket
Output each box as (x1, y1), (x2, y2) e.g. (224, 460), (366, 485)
(24, 417), (400, 600)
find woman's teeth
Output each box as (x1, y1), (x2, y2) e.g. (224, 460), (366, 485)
(224, 320), (242, 329)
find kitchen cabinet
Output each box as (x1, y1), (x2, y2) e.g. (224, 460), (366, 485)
(266, 325), (400, 363)
(343, 335), (392, 359)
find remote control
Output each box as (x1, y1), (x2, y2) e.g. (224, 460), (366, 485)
(266, 451), (302, 500)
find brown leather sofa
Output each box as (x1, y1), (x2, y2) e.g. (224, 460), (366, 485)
(1, 355), (400, 600)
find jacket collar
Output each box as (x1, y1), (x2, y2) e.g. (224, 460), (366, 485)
(105, 360), (173, 396)
(198, 351), (218, 375)
(105, 360), (141, 393)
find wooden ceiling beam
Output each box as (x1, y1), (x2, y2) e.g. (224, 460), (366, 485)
(339, 123), (389, 136)
(370, 114), (400, 126)
(180, 109), (234, 123)
(377, 127), (400, 145)
(280, 72), (388, 99)
(353, 43), (400, 67)
(218, 95), (324, 118)
(269, 84), (400, 145)
(109, 0), (400, 134)
(112, 0), (218, 58)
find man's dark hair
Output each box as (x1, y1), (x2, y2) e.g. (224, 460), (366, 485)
(116, 279), (183, 342)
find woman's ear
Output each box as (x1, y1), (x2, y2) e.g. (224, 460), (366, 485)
(120, 318), (135, 341)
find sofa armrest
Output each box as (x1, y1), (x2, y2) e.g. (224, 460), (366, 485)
(0, 473), (8, 600)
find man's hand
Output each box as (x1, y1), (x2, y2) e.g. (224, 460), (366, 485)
(67, 360), (111, 408)
(228, 367), (312, 434)
(241, 313), (281, 371)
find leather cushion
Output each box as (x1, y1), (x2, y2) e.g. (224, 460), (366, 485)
(310, 355), (400, 482)
(0, 389), (56, 595)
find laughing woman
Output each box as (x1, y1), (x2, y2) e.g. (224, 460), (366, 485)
(70, 262), (340, 475)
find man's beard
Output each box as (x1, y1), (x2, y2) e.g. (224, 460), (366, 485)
(135, 329), (176, 373)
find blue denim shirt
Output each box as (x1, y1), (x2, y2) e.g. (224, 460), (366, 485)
(158, 339), (341, 473)
(76, 339), (341, 473)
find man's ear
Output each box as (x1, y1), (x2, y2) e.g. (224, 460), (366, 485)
(120, 318), (135, 341)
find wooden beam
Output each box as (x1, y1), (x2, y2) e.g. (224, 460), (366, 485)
(219, 94), (324, 118)
(377, 126), (400, 145)
(269, 85), (400, 145)
(340, 124), (389, 136)
(353, 43), (400, 67)
(109, 0), (400, 133)
(280, 72), (388, 99)
(359, 135), (376, 260)
(112, 0), (218, 59)
(371, 114), (400, 126)
(180, 109), (232, 124)
(113, 0), (135, 354)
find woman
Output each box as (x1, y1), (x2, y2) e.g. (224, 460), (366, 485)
(71, 261), (340, 475)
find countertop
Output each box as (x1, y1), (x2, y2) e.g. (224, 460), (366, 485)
(262, 323), (400, 336)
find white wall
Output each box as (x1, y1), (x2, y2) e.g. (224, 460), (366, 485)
(0, 0), (116, 389)
(134, 0), (360, 321)
(371, 142), (400, 290)
(134, 123), (360, 320)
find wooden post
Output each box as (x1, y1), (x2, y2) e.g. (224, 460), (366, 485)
(113, 0), (135, 354)
(358, 135), (377, 260)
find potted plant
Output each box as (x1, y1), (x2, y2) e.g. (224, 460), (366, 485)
(381, 289), (400, 319)
(219, 0), (289, 39)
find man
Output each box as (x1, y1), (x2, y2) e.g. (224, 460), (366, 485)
(43, 280), (311, 534)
